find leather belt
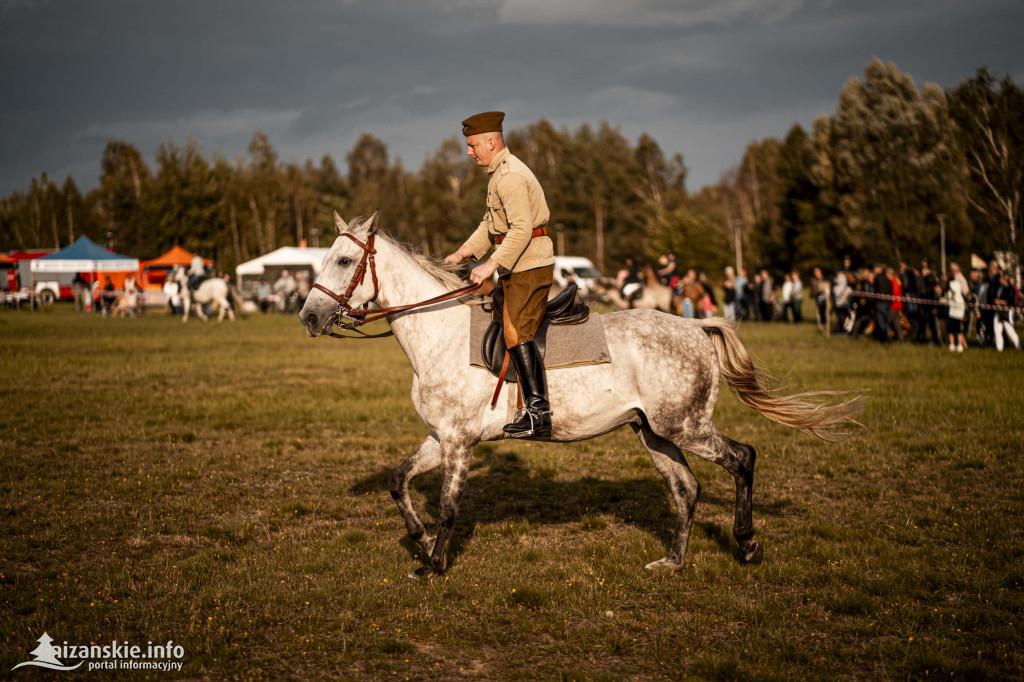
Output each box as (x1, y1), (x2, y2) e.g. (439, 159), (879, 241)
(494, 225), (547, 245)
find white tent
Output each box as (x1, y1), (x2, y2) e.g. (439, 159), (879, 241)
(235, 246), (329, 290)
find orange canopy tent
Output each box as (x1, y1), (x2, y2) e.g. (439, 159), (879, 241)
(140, 246), (213, 289)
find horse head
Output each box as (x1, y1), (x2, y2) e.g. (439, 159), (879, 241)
(299, 210), (380, 337)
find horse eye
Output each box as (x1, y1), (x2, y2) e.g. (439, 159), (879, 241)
(339, 257), (352, 267)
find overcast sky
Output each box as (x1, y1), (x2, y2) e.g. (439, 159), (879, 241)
(1, 0), (1021, 198)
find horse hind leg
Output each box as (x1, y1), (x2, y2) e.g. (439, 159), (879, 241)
(632, 424), (700, 571)
(679, 431), (762, 565)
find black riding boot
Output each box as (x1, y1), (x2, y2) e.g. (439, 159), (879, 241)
(503, 341), (552, 439)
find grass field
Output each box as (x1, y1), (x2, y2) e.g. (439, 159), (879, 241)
(1, 304), (1022, 680)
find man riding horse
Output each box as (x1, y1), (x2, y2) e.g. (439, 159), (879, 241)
(188, 252), (207, 292)
(444, 111), (554, 439)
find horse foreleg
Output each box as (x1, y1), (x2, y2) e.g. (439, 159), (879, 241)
(681, 431), (762, 565)
(415, 437), (474, 579)
(390, 433), (442, 561)
(632, 424), (700, 571)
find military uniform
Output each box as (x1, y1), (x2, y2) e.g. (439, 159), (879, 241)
(462, 146), (554, 346)
(460, 111), (554, 438)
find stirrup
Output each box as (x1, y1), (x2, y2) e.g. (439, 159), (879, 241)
(504, 407), (551, 439)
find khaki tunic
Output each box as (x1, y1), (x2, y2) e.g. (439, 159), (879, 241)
(462, 148), (554, 273)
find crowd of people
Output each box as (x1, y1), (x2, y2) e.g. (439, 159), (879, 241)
(253, 269), (311, 314)
(72, 272), (142, 317)
(638, 252), (1022, 353)
(826, 256), (1021, 352)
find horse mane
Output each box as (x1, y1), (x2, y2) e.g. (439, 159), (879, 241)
(372, 232), (472, 293)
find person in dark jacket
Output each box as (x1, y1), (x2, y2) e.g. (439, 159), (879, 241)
(872, 264), (892, 342)
(992, 270), (1021, 351)
(981, 260), (1002, 347)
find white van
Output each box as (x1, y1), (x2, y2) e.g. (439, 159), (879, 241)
(553, 256), (602, 293)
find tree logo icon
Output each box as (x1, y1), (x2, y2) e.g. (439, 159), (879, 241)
(11, 632), (83, 671)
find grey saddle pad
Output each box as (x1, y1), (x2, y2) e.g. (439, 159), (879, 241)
(469, 304), (612, 380)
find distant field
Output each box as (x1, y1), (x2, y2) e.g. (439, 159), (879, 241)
(1, 305), (1022, 680)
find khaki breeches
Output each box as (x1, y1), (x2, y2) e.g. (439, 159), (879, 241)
(500, 265), (553, 347)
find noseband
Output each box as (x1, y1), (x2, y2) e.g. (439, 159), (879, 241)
(310, 230), (481, 339)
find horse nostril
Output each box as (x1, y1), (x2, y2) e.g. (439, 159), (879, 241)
(306, 313), (318, 328)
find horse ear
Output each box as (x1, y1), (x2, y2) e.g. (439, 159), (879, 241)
(334, 210), (348, 236)
(364, 210), (380, 236)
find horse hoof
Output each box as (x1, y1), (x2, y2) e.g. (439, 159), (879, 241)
(645, 557), (683, 571)
(408, 566), (441, 581)
(742, 542), (763, 565)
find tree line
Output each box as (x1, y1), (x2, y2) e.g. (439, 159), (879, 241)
(1, 60), (1020, 280)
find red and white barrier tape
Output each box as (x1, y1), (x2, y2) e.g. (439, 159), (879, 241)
(847, 289), (1024, 315)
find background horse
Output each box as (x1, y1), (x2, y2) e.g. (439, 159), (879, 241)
(300, 212), (864, 579)
(673, 281), (707, 317)
(172, 266), (240, 322)
(590, 267), (675, 314)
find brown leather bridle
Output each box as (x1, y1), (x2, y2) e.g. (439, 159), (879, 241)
(311, 230), (481, 339)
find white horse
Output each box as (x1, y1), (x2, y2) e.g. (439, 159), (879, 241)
(172, 266), (239, 322)
(300, 212), (864, 579)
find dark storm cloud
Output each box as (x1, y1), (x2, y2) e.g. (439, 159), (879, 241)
(1, 0), (1021, 197)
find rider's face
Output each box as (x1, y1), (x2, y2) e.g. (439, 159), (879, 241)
(466, 133), (497, 167)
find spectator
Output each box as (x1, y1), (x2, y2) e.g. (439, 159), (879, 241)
(872, 264), (892, 343)
(163, 277), (182, 315)
(735, 268), (749, 321)
(781, 273), (794, 322)
(900, 260), (921, 339)
(124, 273), (139, 316)
(981, 259), (1002, 347)
(812, 267), (830, 329)
(887, 267), (904, 341)
(72, 272), (89, 313)
(966, 268), (984, 344)
(790, 270), (804, 323)
(758, 269), (775, 321)
(296, 271), (311, 308)
(657, 251), (679, 288)
(256, 278), (272, 313)
(991, 270), (1021, 351)
(919, 260), (941, 346)
(946, 278), (967, 352)
(833, 269), (852, 334)
(273, 269), (298, 312)
(101, 277), (116, 317)
(698, 272), (716, 318)
(950, 262), (969, 296)
(723, 266), (737, 321)
(849, 270), (875, 338)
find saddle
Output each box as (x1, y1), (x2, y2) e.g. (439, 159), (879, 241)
(481, 282), (590, 382)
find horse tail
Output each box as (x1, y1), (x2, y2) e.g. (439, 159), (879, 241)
(699, 317), (866, 441)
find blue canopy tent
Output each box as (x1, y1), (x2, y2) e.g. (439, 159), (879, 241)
(30, 236), (138, 275)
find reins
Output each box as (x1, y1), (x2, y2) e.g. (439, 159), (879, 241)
(311, 230), (481, 339)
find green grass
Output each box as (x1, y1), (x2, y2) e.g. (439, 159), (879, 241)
(1, 305), (1022, 680)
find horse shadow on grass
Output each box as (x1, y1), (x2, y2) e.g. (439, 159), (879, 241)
(349, 444), (792, 567)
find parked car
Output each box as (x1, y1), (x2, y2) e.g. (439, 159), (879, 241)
(553, 256), (602, 294)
